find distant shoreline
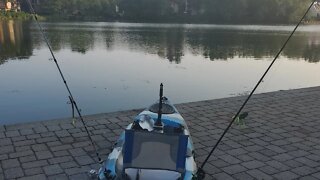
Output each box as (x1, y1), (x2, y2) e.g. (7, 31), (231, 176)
(1, 11), (320, 26)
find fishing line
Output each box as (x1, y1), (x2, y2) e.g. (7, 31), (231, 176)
(26, 0), (102, 163)
(197, 0), (316, 177)
(256, 57), (280, 94)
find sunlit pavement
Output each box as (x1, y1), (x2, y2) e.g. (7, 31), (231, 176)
(1, 86), (320, 180)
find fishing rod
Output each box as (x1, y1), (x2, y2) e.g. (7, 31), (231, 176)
(197, 0), (317, 178)
(26, 0), (102, 163)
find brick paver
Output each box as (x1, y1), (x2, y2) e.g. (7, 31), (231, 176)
(0, 86), (320, 179)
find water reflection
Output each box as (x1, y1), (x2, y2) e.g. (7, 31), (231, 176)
(0, 20), (32, 65)
(1, 21), (320, 64)
(120, 29), (185, 63)
(1, 22), (319, 124)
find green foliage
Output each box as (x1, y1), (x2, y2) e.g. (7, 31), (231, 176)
(0, 10), (33, 20)
(33, 0), (315, 24)
(37, 0), (119, 21)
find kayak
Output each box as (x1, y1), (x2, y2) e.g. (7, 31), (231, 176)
(97, 85), (197, 180)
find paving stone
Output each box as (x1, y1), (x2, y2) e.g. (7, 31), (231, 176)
(1, 158), (20, 169)
(48, 173), (68, 180)
(236, 154), (254, 162)
(22, 160), (48, 169)
(16, 145), (31, 152)
(259, 165), (279, 175)
(248, 152), (271, 161)
(266, 160), (290, 171)
(244, 145), (264, 152)
(259, 149), (278, 157)
(37, 136), (59, 143)
(222, 164), (247, 175)
(48, 156), (73, 164)
(0, 138), (12, 146)
(283, 159), (303, 168)
(13, 139), (36, 146)
(272, 153), (294, 162)
(265, 145), (286, 153)
(241, 160), (265, 169)
(69, 148), (87, 156)
(218, 154), (241, 165)
(65, 167), (87, 176)
(32, 144), (48, 152)
(9, 150), (34, 158)
(5, 130), (20, 137)
(36, 151), (53, 160)
(299, 176), (318, 180)
(307, 154), (320, 161)
(33, 126), (48, 133)
(0, 125), (5, 132)
(274, 171), (299, 180)
(55, 130), (71, 138)
(53, 150), (70, 157)
(212, 172), (235, 180)
(296, 157), (319, 167)
(19, 129), (34, 135)
(244, 169), (271, 180)
(292, 166), (316, 176)
(249, 138), (269, 146)
(60, 161), (78, 169)
(46, 125), (62, 132)
(50, 144), (73, 152)
(47, 141), (63, 147)
(203, 163), (221, 174)
(4, 167), (24, 179)
(69, 173), (90, 180)
(0, 132), (5, 138)
(289, 150), (310, 157)
(43, 164), (63, 176)
(0, 145), (14, 154)
(226, 148), (248, 156)
(75, 155), (95, 166)
(233, 172), (254, 180)
(312, 172), (320, 178)
(24, 167), (43, 176)
(17, 174), (46, 180)
(12, 135), (27, 142)
(0, 154), (8, 161)
(211, 159), (230, 168)
(60, 137), (75, 143)
(27, 134), (41, 139)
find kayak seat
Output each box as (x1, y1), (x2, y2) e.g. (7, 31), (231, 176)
(122, 129), (188, 178)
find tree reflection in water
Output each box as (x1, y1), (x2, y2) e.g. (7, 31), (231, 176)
(0, 20), (33, 65)
(1, 22), (320, 65)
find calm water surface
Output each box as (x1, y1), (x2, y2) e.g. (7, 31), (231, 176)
(1, 21), (320, 124)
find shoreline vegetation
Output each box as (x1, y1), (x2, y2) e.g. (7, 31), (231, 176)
(2, 0), (320, 24)
(0, 10), (32, 20)
(0, 10), (45, 21)
(1, 10), (319, 25)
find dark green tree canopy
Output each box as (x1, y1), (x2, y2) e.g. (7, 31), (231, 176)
(25, 0), (315, 24)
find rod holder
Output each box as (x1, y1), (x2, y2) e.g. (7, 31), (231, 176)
(155, 83), (163, 128)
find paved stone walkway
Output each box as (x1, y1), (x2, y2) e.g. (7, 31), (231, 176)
(0, 86), (320, 180)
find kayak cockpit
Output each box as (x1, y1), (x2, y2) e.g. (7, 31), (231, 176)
(98, 94), (197, 180)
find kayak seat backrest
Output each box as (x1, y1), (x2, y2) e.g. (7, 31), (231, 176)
(123, 129), (188, 173)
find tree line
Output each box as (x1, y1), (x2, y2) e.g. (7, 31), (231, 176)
(1, 20), (320, 64)
(19, 0), (315, 24)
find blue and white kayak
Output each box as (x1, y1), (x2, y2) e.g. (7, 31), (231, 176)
(98, 96), (197, 180)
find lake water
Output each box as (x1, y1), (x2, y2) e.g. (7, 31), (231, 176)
(1, 21), (320, 125)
